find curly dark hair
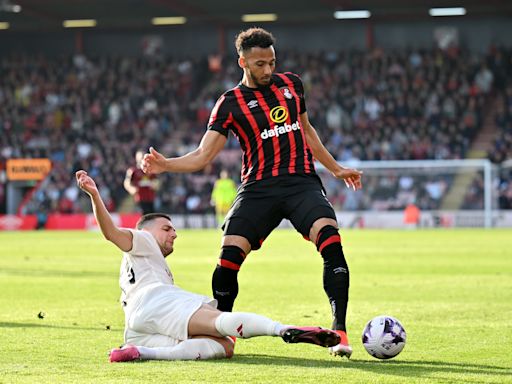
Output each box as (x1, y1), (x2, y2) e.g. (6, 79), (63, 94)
(136, 213), (171, 229)
(235, 27), (276, 54)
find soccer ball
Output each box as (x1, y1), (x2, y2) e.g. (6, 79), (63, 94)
(362, 315), (406, 359)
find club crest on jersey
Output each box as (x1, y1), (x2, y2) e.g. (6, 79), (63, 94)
(279, 87), (293, 99)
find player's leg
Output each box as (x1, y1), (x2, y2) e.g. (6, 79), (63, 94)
(188, 304), (340, 347)
(121, 314), (231, 362)
(189, 304), (284, 338)
(309, 217), (350, 332)
(117, 295), (233, 362)
(137, 336), (232, 361)
(212, 186), (282, 311)
(110, 333), (232, 362)
(211, 233), (251, 311)
(309, 217), (353, 358)
(286, 185), (352, 358)
(113, 303), (341, 362)
(129, 287), (290, 341)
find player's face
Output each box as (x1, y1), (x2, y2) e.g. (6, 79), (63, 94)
(240, 46), (276, 87)
(147, 217), (177, 257)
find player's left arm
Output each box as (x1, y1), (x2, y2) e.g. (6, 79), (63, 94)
(76, 170), (133, 252)
(300, 112), (363, 190)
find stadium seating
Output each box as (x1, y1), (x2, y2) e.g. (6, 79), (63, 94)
(0, 46), (510, 214)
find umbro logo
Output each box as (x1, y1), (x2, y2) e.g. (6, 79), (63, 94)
(247, 100), (259, 109)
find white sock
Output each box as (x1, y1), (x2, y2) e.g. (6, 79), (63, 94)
(136, 346), (158, 359)
(137, 339), (226, 360)
(274, 323), (290, 336)
(215, 312), (288, 338)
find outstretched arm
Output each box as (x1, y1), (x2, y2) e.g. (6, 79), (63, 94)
(75, 170), (133, 252)
(300, 112), (363, 190)
(141, 130), (227, 175)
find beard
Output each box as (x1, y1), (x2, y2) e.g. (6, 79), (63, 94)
(250, 72), (272, 87)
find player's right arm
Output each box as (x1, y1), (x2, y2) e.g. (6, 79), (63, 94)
(141, 130), (227, 175)
(76, 170), (133, 252)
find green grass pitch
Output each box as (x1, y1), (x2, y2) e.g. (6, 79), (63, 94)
(0, 228), (511, 383)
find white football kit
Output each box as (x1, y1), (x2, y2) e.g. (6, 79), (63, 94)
(120, 229), (216, 347)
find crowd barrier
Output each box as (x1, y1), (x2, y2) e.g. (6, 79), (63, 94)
(1, 211), (511, 231)
(0, 213), (141, 230)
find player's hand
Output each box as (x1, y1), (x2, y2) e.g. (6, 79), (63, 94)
(334, 168), (363, 191)
(75, 170), (99, 196)
(141, 147), (167, 174)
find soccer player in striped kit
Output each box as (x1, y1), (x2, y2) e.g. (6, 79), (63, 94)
(142, 27), (362, 358)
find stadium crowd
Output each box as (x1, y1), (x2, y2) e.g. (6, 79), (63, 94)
(486, 47), (512, 209)
(1, 44), (511, 215)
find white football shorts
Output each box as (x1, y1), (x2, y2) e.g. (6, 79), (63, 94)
(124, 283), (217, 347)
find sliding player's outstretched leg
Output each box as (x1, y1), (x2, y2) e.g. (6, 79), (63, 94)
(110, 338), (231, 362)
(110, 311), (340, 362)
(281, 326), (340, 347)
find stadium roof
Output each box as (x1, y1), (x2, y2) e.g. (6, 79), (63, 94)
(1, 0), (511, 31)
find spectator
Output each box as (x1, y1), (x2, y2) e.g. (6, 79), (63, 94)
(124, 150), (159, 214)
(0, 46), (506, 215)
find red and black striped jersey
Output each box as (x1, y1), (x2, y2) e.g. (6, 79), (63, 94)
(208, 72), (316, 184)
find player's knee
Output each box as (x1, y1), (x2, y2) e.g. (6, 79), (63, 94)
(316, 225), (341, 253)
(217, 337), (235, 358)
(188, 337), (233, 360)
(310, 218), (337, 241)
(209, 336), (235, 359)
(217, 245), (246, 271)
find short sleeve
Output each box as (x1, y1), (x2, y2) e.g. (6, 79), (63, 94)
(126, 229), (158, 257)
(287, 73), (307, 114)
(207, 94), (233, 137)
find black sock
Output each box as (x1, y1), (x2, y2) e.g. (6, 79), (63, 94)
(316, 226), (350, 331)
(211, 246), (245, 312)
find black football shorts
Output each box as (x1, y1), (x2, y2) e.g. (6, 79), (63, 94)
(222, 174), (337, 250)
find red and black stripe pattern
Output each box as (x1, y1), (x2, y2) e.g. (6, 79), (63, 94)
(218, 245), (247, 271)
(208, 72), (316, 183)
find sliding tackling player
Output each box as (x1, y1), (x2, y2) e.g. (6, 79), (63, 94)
(76, 170), (340, 362)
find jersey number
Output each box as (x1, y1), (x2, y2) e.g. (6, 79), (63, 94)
(127, 267), (136, 284)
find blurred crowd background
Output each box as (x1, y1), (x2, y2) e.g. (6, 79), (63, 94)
(1, 45), (512, 215)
